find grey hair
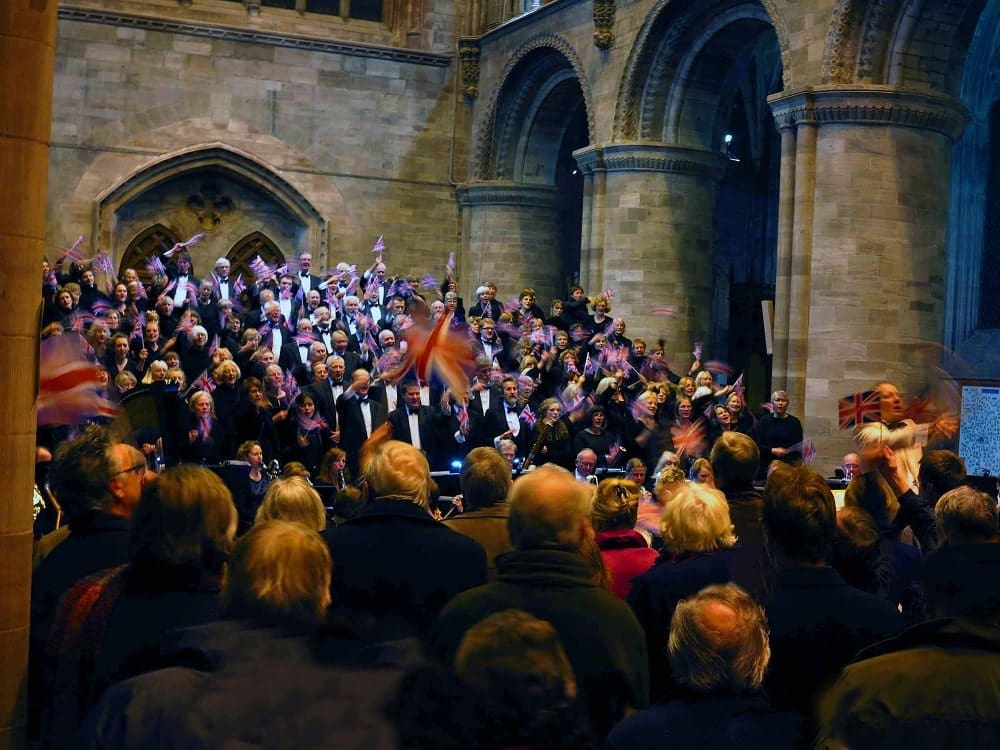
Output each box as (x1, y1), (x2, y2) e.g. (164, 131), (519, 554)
(668, 583), (770, 693)
(936, 486), (999, 545)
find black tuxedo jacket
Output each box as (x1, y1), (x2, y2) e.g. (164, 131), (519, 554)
(469, 385), (502, 418)
(336, 391), (388, 474)
(483, 403), (532, 456)
(469, 300), (504, 321)
(295, 272), (323, 294)
(305, 378), (347, 429)
(278, 340), (312, 373)
(387, 405), (452, 469)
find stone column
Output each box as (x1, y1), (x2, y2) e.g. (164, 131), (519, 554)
(771, 126), (798, 391)
(457, 182), (562, 304)
(0, 0), (58, 746)
(574, 146), (607, 294)
(768, 85), (968, 464)
(575, 143), (725, 367)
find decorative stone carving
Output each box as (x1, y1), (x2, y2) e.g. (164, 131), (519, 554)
(458, 37), (481, 99)
(473, 33), (594, 181)
(822, 0), (858, 84)
(593, 0), (615, 50)
(185, 182), (236, 230)
(456, 182), (560, 209)
(768, 85), (969, 141)
(613, 0), (792, 141)
(573, 143), (726, 181)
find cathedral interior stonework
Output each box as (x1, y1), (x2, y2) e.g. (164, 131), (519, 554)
(1, 0), (998, 739)
(41, 0), (999, 461)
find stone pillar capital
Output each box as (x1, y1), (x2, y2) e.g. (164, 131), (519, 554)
(456, 182), (560, 208)
(768, 85), (969, 141)
(572, 143), (726, 181)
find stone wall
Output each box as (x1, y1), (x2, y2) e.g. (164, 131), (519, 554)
(47, 0), (468, 276)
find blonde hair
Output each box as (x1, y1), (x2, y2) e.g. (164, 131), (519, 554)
(255, 477), (327, 531)
(214, 359), (241, 382)
(661, 483), (737, 553)
(654, 465), (687, 497)
(189, 390), (215, 414)
(221, 520), (331, 626)
(366, 440), (433, 509)
(591, 479), (642, 532)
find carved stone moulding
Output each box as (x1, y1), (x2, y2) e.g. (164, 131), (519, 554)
(573, 143), (726, 181)
(58, 5), (451, 67)
(768, 85), (969, 141)
(456, 182), (560, 209)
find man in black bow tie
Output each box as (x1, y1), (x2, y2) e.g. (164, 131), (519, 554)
(296, 252), (323, 295)
(213, 257), (237, 302)
(483, 376), (530, 460)
(847, 381), (957, 553)
(336, 368), (387, 475)
(388, 381), (454, 469)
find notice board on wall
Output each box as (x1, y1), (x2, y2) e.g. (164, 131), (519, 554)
(958, 382), (1000, 477)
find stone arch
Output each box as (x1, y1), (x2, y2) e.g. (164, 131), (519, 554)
(824, 0), (988, 95)
(95, 142), (327, 261)
(228, 231), (286, 284)
(472, 33), (594, 181)
(945, 0), (1000, 352)
(614, 0), (790, 142)
(119, 224), (180, 285)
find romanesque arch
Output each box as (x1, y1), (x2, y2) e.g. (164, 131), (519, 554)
(94, 142), (327, 262)
(945, 0), (1000, 361)
(823, 0), (988, 94)
(605, 0), (786, 397)
(614, 0), (790, 142)
(472, 33), (594, 182)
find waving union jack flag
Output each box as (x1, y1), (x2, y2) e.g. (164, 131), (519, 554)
(838, 390), (881, 430)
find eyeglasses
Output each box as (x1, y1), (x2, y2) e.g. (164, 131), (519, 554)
(111, 463), (146, 479)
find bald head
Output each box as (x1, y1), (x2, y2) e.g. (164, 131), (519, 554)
(695, 600), (741, 652)
(668, 583), (770, 693)
(508, 465), (592, 549)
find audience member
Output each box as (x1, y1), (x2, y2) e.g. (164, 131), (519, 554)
(627, 482), (738, 701)
(710, 432), (769, 599)
(591, 478), (657, 599)
(443, 447), (514, 579)
(935, 485), (999, 546)
(761, 463), (904, 726)
(254, 476), (327, 531)
(818, 542), (1000, 748)
(432, 465), (649, 739)
(608, 584), (802, 749)
(40, 465), (236, 746)
(834, 505), (921, 616)
(76, 520), (407, 749)
(321, 440), (487, 640)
